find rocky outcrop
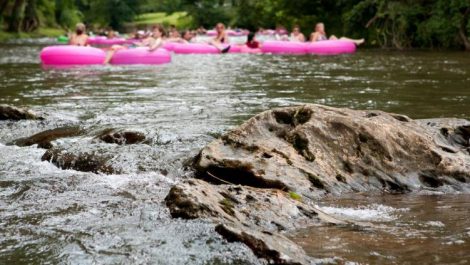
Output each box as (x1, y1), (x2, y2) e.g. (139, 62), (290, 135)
(96, 129), (146, 145)
(41, 148), (116, 174)
(10, 126), (84, 149)
(0, 105), (43, 120)
(194, 104), (470, 196)
(165, 104), (470, 264)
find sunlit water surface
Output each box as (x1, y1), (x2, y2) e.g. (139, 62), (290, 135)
(1, 40), (470, 264)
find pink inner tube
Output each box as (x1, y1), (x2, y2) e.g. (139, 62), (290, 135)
(110, 47), (171, 65)
(261, 41), (307, 54)
(306, 40), (356, 55)
(173, 43), (220, 54)
(162, 42), (179, 51)
(88, 37), (127, 46)
(40, 45), (106, 65)
(240, 46), (262, 54)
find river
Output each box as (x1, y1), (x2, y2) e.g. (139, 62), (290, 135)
(0, 40), (469, 264)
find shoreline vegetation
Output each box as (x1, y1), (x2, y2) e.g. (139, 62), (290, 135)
(1, 0), (469, 50)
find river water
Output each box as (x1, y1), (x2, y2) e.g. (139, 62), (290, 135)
(0, 40), (469, 264)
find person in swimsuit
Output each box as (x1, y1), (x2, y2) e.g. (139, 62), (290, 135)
(103, 25), (165, 64)
(290, 25), (306, 42)
(69, 23), (89, 46)
(310, 22), (365, 45)
(209, 23), (231, 53)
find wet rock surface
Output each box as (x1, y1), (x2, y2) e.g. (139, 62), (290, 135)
(164, 104), (470, 264)
(41, 148), (117, 174)
(10, 126), (84, 149)
(194, 104), (470, 196)
(0, 105), (43, 120)
(96, 129), (147, 145)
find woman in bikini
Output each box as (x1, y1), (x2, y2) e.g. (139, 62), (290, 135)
(69, 23), (89, 46)
(103, 25), (166, 65)
(209, 23), (231, 53)
(310, 22), (364, 45)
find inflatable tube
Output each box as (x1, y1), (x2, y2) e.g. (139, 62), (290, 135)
(261, 41), (307, 54)
(162, 42), (179, 51)
(110, 47), (171, 65)
(173, 43), (220, 54)
(57, 36), (69, 44)
(40, 45), (106, 65)
(240, 46), (262, 54)
(305, 40), (356, 55)
(88, 36), (127, 46)
(228, 45), (242, 53)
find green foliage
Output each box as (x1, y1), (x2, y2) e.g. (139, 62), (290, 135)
(1, 0), (469, 50)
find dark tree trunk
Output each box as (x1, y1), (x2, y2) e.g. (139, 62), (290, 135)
(0, 0), (9, 17)
(459, 7), (470, 51)
(7, 0), (24, 32)
(22, 0), (39, 32)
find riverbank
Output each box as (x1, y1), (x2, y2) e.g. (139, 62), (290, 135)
(0, 28), (64, 42)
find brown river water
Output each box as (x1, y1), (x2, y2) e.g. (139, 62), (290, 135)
(0, 39), (469, 264)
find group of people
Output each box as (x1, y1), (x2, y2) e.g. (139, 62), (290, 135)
(278, 23), (364, 45)
(67, 21), (364, 63)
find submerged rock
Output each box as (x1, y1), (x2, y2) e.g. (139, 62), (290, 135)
(194, 104), (470, 196)
(0, 105), (43, 121)
(10, 126), (84, 149)
(96, 129), (146, 145)
(41, 148), (116, 174)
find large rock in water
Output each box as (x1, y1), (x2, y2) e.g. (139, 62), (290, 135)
(195, 104), (470, 196)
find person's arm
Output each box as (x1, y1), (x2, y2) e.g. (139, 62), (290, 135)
(300, 34), (305, 42)
(148, 38), (162, 51)
(311, 32), (319, 42)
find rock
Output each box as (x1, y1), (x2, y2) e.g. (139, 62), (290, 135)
(165, 179), (321, 264)
(96, 129), (146, 145)
(194, 104), (470, 196)
(41, 148), (116, 174)
(165, 179), (338, 232)
(0, 105), (43, 120)
(10, 126), (84, 149)
(215, 223), (310, 265)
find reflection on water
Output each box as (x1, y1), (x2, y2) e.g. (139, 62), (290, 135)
(292, 194), (470, 264)
(1, 40), (470, 264)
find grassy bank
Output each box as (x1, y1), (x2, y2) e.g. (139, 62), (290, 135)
(133, 12), (193, 29)
(0, 27), (64, 42)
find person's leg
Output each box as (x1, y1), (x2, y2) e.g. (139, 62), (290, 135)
(104, 45), (124, 64)
(209, 40), (231, 53)
(329, 35), (338, 40)
(339, 37), (365, 45)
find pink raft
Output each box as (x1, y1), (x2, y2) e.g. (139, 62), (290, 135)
(306, 40), (356, 55)
(173, 43), (220, 54)
(40, 46), (106, 65)
(261, 41), (307, 54)
(87, 36), (128, 46)
(40, 46), (171, 66)
(261, 40), (356, 55)
(111, 47), (171, 65)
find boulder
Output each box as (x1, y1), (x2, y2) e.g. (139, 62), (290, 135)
(165, 179), (342, 232)
(165, 179), (328, 264)
(194, 104), (470, 196)
(10, 126), (84, 149)
(0, 105), (43, 120)
(96, 129), (146, 145)
(41, 148), (116, 174)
